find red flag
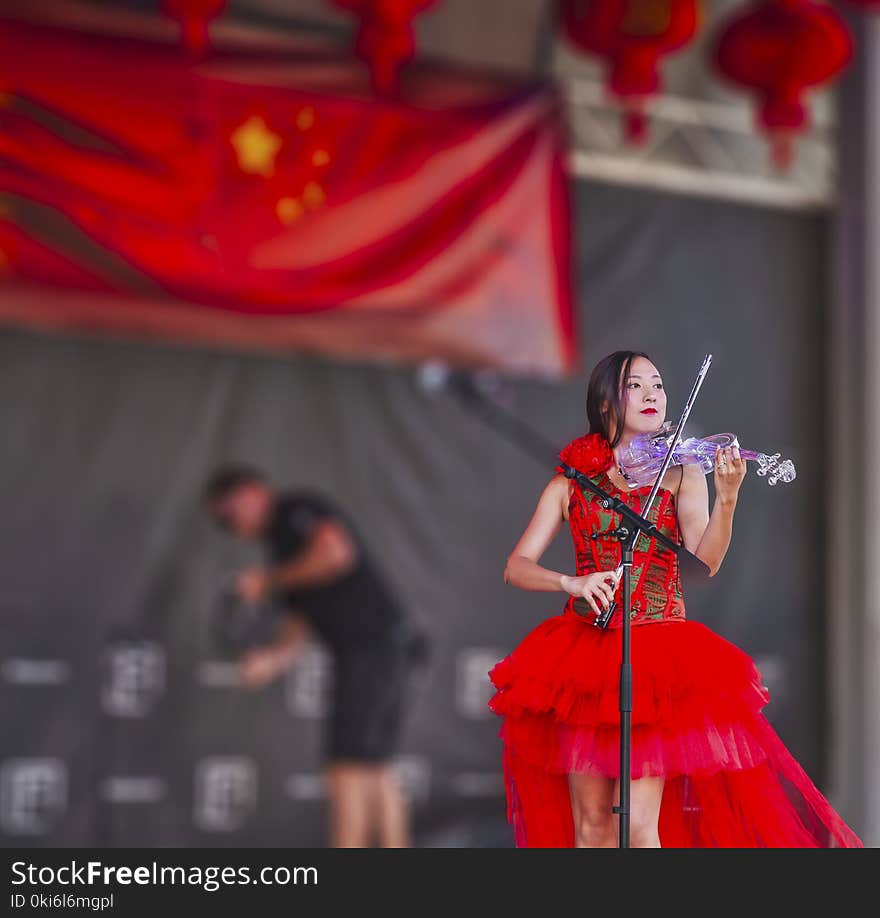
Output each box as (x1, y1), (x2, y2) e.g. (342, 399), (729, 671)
(0, 18), (575, 376)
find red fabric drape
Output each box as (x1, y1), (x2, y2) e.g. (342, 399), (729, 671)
(0, 18), (575, 376)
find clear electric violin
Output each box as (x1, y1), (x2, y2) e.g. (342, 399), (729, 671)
(618, 421), (797, 488)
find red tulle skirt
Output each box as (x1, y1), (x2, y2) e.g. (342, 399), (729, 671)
(488, 610), (863, 848)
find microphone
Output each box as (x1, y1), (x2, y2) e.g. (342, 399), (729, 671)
(415, 360), (460, 395)
(415, 360), (550, 464)
(415, 361), (507, 402)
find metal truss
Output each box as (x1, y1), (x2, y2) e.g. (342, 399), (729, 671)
(563, 76), (836, 212)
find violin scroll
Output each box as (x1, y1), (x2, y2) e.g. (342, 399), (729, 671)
(754, 452), (797, 486)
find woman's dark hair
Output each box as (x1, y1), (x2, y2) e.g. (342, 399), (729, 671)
(203, 464), (265, 506)
(586, 350), (651, 447)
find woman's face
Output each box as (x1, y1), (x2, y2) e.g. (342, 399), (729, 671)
(617, 355), (667, 438)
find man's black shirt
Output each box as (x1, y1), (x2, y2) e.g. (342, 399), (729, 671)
(263, 492), (404, 654)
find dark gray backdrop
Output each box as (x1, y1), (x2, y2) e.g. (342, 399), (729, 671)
(0, 180), (827, 846)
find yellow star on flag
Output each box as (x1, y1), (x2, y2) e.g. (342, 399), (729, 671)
(302, 182), (325, 209)
(296, 107), (315, 131)
(276, 197), (304, 225)
(231, 116), (282, 177)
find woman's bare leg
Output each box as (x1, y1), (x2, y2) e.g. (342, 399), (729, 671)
(612, 776), (664, 848)
(568, 773), (617, 847)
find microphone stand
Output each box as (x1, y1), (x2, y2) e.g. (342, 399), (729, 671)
(437, 357), (712, 848)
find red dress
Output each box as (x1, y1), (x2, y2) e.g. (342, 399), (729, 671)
(488, 433), (863, 848)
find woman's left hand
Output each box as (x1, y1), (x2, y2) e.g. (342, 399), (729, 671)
(713, 442), (747, 504)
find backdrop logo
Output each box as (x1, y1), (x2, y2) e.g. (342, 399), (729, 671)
(284, 773), (326, 801)
(0, 758), (67, 836)
(449, 771), (505, 797)
(285, 645), (334, 719)
(393, 755), (431, 805)
(1, 658), (70, 685)
(100, 776), (166, 804)
(101, 641), (166, 717)
(193, 757), (257, 832)
(454, 648), (505, 719)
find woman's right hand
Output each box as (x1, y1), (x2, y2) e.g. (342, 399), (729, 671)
(561, 570), (620, 617)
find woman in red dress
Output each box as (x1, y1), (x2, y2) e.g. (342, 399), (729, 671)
(489, 350), (863, 848)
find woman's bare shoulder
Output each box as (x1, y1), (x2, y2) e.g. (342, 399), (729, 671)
(546, 473), (572, 521)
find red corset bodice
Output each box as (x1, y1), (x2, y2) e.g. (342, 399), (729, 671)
(563, 468), (686, 628)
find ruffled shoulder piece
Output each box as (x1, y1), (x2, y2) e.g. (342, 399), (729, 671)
(554, 432), (614, 477)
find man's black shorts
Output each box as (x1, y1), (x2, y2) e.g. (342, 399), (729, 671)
(326, 635), (421, 763)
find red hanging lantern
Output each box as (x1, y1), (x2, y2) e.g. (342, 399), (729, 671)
(332, 0), (439, 95)
(559, 0), (701, 143)
(163, 0), (227, 58)
(713, 0), (852, 169)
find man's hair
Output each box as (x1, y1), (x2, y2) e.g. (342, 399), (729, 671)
(203, 464), (266, 506)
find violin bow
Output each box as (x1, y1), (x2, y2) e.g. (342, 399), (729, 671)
(642, 353), (713, 515)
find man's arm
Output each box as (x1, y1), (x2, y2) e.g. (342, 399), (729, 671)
(270, 518), (359, 590)
(235, 511), (360, 606)
(239, 613), (309, 688)
(272, 613), (309, 666)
